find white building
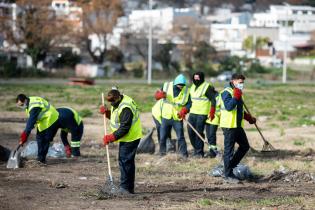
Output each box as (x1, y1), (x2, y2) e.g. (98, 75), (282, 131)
(128, 7), (199, 37)
(209, 9), (251, 56)
(250, 5), (315, 52)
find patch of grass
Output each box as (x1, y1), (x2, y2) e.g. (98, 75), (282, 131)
(197, 198), (212, 206)
(256, 196), (302, 206)
(293, 140), (305, 146)
(79, 109), (93, 118)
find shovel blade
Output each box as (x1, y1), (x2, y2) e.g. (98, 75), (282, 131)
(6, 150), (21, 169)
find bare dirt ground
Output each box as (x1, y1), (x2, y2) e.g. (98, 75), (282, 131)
(1, 112), (315, 210)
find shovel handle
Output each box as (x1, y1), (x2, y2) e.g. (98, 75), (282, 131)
(102, 93), (113, 180)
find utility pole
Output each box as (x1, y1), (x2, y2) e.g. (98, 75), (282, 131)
(147, 0), (153, 85)
(283, 3), (289, 83)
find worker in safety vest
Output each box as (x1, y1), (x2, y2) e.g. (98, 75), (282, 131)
(188, 72), (217, 158)
(153, 74), (191, 158)
(99, 89), (142, 195)
(16, 94), (59, 164)
(56, 107), (83, 158)
(152, 96), (172, 146)
(205, 92), (220, 158)
(220, 73), (256, 183)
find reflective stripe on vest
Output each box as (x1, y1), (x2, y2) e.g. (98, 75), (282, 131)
(219, 87), (244, 128)
(190, 82), (211, 115)
(161, 82), (189, 121)
(206, 94), (221, 125)
(26, 97), (59, 132)
(110, 95), (142, 142)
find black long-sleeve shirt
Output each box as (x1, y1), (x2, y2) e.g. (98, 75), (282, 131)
(203, 84), (217, 107)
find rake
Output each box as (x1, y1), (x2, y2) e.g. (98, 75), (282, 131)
(100, 93), (118, 195)
(243, 102), (276, 152)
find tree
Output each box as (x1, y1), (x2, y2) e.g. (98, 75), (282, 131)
(78, 0), (123, 64)
(0, 0), (71, 68)
(154, 42), (175, 71)
(218, 56), (243, 73)
(172, 16), (210, 71)
(243, 36), (269, 51)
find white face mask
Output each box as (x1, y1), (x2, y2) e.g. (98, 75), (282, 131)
(235, 83), (244, 90)
(17, 103), (27, 110)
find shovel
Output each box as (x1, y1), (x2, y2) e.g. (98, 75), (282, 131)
(100, 93), (118, 195)
(7, 144), (22, 169)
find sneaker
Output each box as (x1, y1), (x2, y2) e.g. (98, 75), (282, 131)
(224, 175), (240, 184)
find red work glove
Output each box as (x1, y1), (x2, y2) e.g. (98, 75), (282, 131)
(177, 107), (189, 119)
(64, 145), (71, 158)
(103, 133), (116, 145)
(19, 131), (28, 145)
(99, 105), (111, 119)
(208, 106), (216, 121)
(233, 88), (242, 100)
(154, 90), (166, 100)
(244, 112), (256, 124)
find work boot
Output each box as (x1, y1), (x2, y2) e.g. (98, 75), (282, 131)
(224, 174), (241, 184)
(71, 147), (80, 157)
(206, 148), (217, 158)
(116, 188), (132, 196)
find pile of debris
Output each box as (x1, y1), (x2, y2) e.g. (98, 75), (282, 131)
(265, 169), (315, 183)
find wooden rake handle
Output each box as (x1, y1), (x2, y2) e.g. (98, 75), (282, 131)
(183, 118), (209, 145)
(243, 101), (269, 144)
(101, 93), (113, 180)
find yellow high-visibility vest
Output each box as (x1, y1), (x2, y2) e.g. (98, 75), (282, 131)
(110, 95), (142, 142)
(26, 96), (59, 132)
(160, 82), (189, 121)
(219, 87), (244, 128)
(151, 99), (163, 124)
(190, 82), (211, 115)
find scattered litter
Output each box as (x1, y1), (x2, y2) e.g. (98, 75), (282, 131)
(21, 141), (66, 158)
(79, 176), (88, 180)
(209, 163), (253, 180)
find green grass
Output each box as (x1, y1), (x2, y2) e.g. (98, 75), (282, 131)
(196, 196), (303, 208)
(293, 140), (305, 146)
(1, 82), (314, 129)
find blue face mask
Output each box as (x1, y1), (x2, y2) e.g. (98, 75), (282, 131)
(235, 83), (244, 90)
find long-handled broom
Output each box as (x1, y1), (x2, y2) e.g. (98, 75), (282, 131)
(100, 93), (118, 195)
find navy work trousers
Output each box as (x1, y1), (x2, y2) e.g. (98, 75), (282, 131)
(119, 139), (140, 193)
(187, 113), (207, 157)
(222, 127), (250, 177)
(159, 118), (188, 157)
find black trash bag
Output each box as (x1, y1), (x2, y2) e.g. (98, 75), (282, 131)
(209, 163), (253, 180)
(137, 128), (155, 154)
(166, 138), (176, 153)
(0, 145), (11, 162)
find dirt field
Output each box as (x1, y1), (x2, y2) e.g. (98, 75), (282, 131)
(1, 111), (315, 210)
